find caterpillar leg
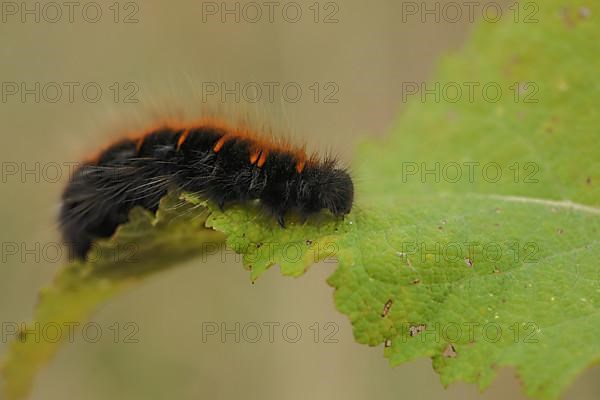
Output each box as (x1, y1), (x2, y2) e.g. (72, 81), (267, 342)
(277, 214), (286, 228)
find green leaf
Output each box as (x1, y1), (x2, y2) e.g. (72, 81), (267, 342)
(189, 191), (346, 282)
(1, 193), (224, 400)
(193, 0), (600, 398)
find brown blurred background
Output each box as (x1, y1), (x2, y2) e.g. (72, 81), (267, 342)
(0, 0), (597, 399)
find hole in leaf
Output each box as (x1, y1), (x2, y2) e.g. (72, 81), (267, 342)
(381, 299), (393, 317)
(443, 344), (457, 358)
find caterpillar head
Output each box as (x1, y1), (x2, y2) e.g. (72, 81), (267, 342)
(299, 163), (354, 217)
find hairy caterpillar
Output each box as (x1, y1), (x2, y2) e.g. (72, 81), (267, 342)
(59, 120), (354, 258)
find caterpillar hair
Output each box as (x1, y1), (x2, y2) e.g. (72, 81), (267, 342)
(59, 119), (354, 259)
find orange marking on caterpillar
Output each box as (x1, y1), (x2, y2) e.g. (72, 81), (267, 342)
(250, 149), (262, 164)
(295, 159), (306, 173)
(257, 151), (268, 167)
(83, 116), (310, 168)
(176, 129), (190, 150)
(213, 136), (227, 153)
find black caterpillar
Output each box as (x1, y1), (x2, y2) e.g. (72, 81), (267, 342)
(59, 121), (354, 259)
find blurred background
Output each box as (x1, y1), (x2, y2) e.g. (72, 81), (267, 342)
(0, 0), (598, 399)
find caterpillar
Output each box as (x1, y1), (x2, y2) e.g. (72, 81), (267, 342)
(59, 120), (354, 259)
